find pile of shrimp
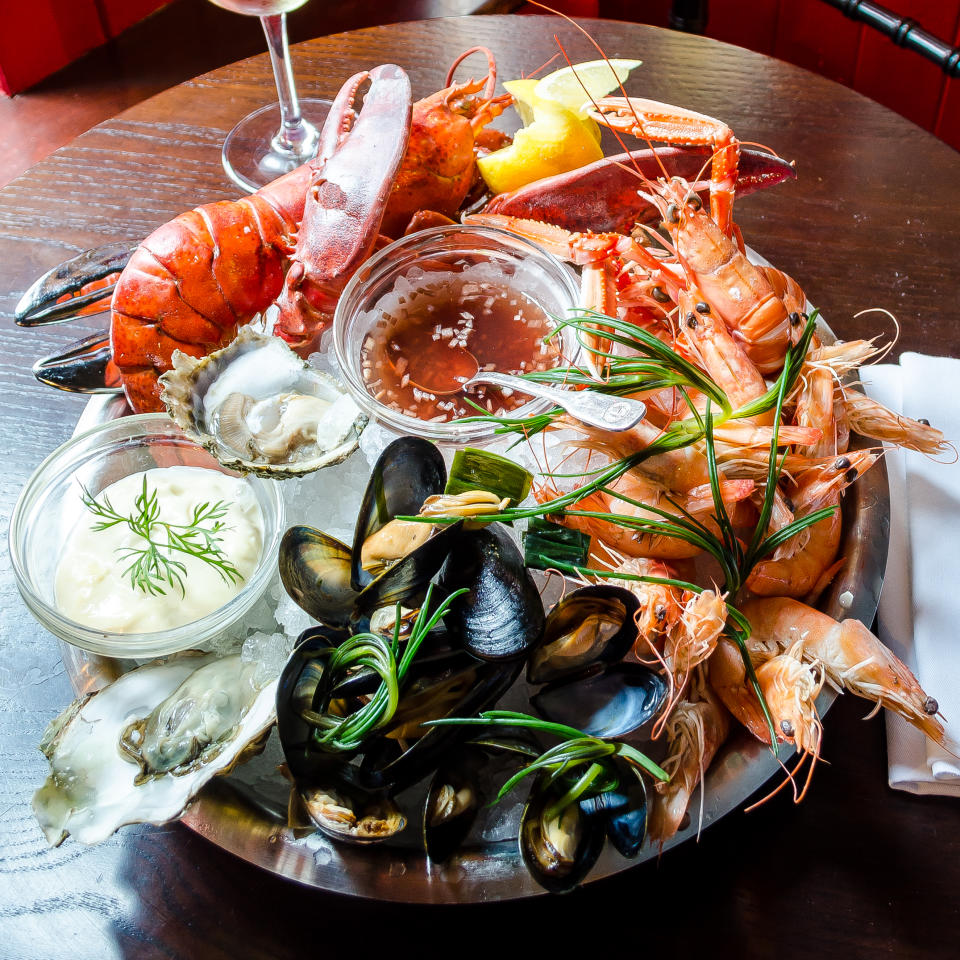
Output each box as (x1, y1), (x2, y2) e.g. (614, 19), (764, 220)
(489, 94), (953, 845)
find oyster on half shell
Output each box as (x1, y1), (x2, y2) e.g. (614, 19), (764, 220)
(161, 326), (367, 478)
(32, 651), (276, 846)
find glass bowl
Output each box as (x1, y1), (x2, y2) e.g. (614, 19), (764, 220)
(333, 224), (581, 444)
(10, 414), (285, 659)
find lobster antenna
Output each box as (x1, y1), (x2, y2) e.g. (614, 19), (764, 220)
(445, 46), (498, 98)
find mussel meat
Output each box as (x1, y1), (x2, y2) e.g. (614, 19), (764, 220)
(519, 774), (605, 893)
(300, 785), (406, 844)
(527, 585), (640, 684)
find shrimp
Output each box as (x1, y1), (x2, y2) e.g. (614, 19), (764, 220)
(557, 470), (754, 560)
(676, 287), (774, 424)
(739, 596), (945, 745)
(639, 177), (794, 374)
(605, 554), (684, 653)
(649, 679), (730, 845)
(664, 589), (728, 693)
(840, 389), (948, 455)
(746, 448), (878, 598)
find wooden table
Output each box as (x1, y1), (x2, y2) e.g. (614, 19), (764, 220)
(1, 15), (957, 959)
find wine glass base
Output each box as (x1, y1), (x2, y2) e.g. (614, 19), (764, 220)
(221, 98), (332, 193)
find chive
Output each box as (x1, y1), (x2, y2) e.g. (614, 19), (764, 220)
(444, 448), (532, 505)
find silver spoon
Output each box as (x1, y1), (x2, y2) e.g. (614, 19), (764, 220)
(463, 371), (647, 432)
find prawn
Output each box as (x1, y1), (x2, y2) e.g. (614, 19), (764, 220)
(649, 677), (731, 846)
(739, 596), (945, 746)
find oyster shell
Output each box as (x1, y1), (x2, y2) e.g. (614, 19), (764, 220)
(32, 651), (276, 846)
(160, 326), (367, 478)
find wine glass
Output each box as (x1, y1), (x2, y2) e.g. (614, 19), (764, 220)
(211, 1), (331, 192)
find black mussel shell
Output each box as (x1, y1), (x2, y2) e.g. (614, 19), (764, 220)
(528, 585), (640, 685)
(279, 527), (357, 629)
(531, 663), (668, 739)
(298, 782), (406, 845)
(355, 655), (523, 792)
(519, 773), (606, 894)
(280, 520), (461, 631)
(440, 524), (545, 661)
(423, 745), (490, 863)
(352, 435), (446, 591)
(579, 759), (648, 858)
(276, 624), (353, 783)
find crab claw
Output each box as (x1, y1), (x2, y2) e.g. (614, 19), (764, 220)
(483, 146), (796, 235)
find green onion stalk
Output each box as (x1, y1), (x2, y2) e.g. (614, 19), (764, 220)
(427, 710), (668, 822)
(301, 584), (468, 753)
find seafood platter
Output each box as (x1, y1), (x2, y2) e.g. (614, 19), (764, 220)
(9, 39), (949, 902)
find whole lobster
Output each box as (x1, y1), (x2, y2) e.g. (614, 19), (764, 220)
(18, 56), (794, 413)
(20, 54), (511, 413)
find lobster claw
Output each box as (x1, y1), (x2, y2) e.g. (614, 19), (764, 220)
(15, 241), (137, 326)
(483, 147), (796, 235)
(274, 64), (413, 349)
(32, 329), (122, 394)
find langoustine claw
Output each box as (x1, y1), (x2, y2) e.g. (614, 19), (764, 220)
(483, 146), (796, 235)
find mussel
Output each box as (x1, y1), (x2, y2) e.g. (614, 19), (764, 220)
(279, 436), (459, 630)
(579, 759), (648, 858)
(298, 784), (406, 845)
(422, 745), (489, 863)
(532, 663), (668, 739)
(440, 524), (545, 661)
(527, 585), (640, 684)
(519, 774), (606, 894)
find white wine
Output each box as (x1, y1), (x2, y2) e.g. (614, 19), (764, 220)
(208, 0), (308, 15)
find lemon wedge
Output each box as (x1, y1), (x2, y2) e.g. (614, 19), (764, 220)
(477, 98), (603, 195)
(534, 58), (642, 116)
(478, 59), (640, 195)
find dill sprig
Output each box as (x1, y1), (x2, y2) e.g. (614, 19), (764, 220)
(80, 475), (243, 597)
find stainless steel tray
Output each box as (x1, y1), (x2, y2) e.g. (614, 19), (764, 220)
(59, 357), (890, 903)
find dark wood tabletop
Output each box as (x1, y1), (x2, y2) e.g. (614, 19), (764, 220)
(1, 14), (958, 960)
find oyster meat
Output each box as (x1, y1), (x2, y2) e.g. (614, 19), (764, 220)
(33, 651), (276, 845)
(161, 326), (367, 477)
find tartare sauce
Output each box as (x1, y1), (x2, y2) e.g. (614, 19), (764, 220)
(55, 466), (264, 633)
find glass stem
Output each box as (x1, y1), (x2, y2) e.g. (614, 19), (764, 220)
(260, 14), (310, 156)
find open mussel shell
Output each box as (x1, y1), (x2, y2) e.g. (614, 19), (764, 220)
(279, 520), (461, 630)
(299, 783), (406, 845)
(531, 663), (668, 739)
(440, 524), (545, 661)
(161, 326), (366, 478)
(279, 527), (357, 629)
(528, 585), (640, 685)
(356, 654), (523, 793)
(423, 744), (489, 863)
(275, 624), (352, 783)
(579, 759), (648, 859)
(351, 435), (446, 591)
(519, 773), (606, 894)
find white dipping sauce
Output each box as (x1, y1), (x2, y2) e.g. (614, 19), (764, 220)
(55, 466), (264, 633)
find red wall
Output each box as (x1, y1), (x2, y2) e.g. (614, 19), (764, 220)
(526, 1), (960, 150)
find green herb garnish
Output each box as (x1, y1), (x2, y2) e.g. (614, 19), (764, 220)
(80, 475), (243, 598)
(301, 584), (468, 753)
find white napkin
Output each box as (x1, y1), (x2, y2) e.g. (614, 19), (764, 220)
(861, 355), (960, 796)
